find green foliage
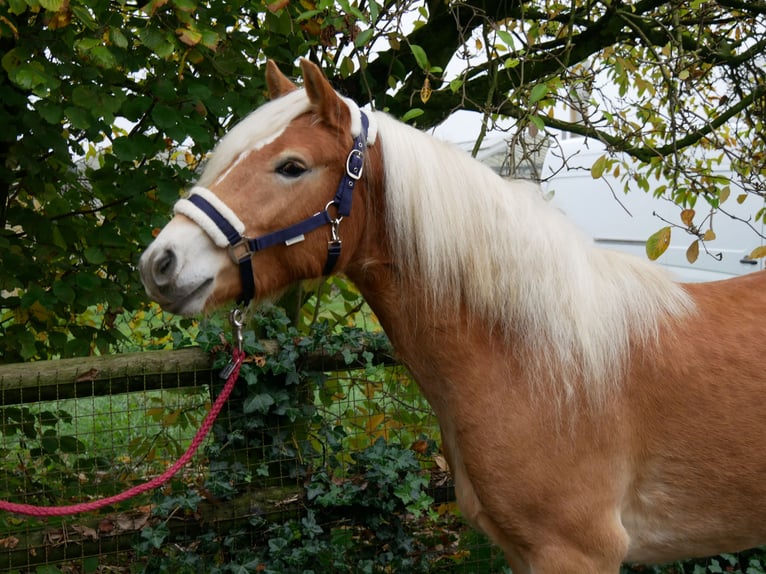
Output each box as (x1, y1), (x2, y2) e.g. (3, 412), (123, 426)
(251, 438), (434, 573)
(3, 1), (766, 570)
(621, 550), (766, 574)
(2, 0), (321, 361)
(4, 0), (766, 361)
(0, 405), (88, 498)
(130, 304), (439, 573)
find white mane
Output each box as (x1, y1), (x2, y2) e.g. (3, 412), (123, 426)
(372, 111), (695, 404)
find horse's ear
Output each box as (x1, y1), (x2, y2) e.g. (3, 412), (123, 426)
(300, 58), (344, 128)
(265, 60), (297, 99)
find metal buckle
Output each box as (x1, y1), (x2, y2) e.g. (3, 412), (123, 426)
(228, 238), (253, 263)
(345, 148), (364, 180)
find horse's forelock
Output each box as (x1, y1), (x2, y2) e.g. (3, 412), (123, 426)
(197, 90), (312, 188)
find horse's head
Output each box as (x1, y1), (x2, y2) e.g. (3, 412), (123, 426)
(139, 60), (377, 315)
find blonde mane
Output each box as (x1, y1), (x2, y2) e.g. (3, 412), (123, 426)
(373, 111), (695, 403)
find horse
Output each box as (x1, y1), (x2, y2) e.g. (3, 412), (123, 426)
(139, 59), (766, 573)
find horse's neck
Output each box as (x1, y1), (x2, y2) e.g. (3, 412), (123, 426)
(347, 256), (500, 378)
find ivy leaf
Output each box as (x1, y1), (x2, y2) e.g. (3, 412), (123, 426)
(646, 226), (671, 260)
(244, 393), (275, 414)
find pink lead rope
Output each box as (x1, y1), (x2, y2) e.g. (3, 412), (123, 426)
(0, 312), (246, 517)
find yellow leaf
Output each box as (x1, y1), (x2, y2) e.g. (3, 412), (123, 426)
(301, 18), (321, 36)
(646, 226), (671, 260)
(475, 38), (482, 51)
(703, 229), (716, 241)
(47, 9), (71, 30)
(363, 382), (382, 399)
(749, 245), (766, 259)
(163, 410), (179, 427)
(13, 308), (29, 324)
(29, 301), (51, 322)
(719, 185), (730, 204)
(267, 0), (289, 12)
(686, 240), (699, 263)
(737, 193), (748, 204)
(591, 155), (607, 179)
(419, 77), (431, 104)
(365, 413), (385, 435)
(176, 27), (202, 46)
(680, 209), (695, 227)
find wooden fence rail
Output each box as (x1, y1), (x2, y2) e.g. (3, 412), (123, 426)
(0, 342), (397, 405)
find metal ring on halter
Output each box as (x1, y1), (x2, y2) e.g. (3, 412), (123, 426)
(324, 200), (344, 226)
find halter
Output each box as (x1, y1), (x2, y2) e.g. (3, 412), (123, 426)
(174, 111), (371, 305)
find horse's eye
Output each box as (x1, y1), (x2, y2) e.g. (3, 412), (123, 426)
(276, 160), (307, 178)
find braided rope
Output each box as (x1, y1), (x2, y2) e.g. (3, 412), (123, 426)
(0, 349), (244, 517)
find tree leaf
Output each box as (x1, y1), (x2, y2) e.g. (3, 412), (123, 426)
(646, 226), (671, 260)
(39, 0), (64, 11)
(680, 209), (695, 227)
(686, 240), (699, 263)
(529, 83), (548, 104)
(177, 27), (202, 47)
(354, 28), (374, 48)
(529, 115), (545, 131)
(410, 44), (429, 71)
(749, 245), (766, 259)
(401, 108), (424, 122)
(497, 30), (514, 47)
(591, 155), (607, 179)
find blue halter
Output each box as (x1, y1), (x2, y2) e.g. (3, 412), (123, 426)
(177, 112), (369, 305)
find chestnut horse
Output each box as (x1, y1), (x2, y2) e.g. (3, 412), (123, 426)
(139, 59), (766, 572)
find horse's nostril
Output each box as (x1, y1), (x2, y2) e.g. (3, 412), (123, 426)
(154, 249), (176, 280)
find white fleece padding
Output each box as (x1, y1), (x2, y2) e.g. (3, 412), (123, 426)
(173, 186), (246, 248)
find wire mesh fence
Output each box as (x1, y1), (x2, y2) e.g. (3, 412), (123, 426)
(0, 345), (505, 573)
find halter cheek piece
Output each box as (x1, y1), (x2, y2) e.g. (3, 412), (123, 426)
(173, 112), (370, 305)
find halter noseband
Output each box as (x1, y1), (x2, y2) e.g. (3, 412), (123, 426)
(174, 111), (371, 305)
